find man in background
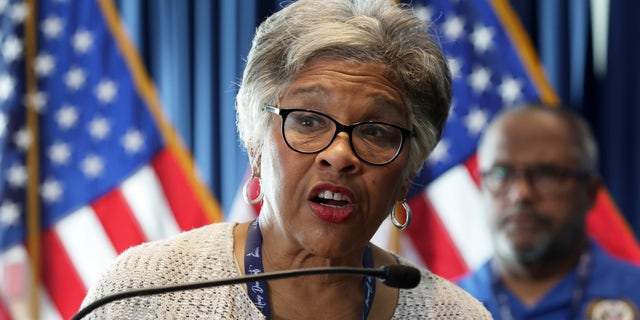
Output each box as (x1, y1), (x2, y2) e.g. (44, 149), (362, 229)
(457, 104), (640, 319)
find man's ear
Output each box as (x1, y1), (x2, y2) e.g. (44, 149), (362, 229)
(585, 174), (603, 209)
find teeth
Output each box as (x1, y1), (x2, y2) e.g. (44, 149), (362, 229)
(318, 190), (345, 201)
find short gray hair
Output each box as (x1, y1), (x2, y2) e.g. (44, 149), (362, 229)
(236, 0), (452, 175)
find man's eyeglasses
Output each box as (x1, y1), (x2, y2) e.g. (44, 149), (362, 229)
(481, 165), (590, 196)
(263, 105), (413, 165)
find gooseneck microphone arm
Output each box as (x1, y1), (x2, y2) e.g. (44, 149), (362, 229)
(72, 264), (420, 320)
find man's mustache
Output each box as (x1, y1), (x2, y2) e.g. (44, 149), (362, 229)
(496, 204), (552, 229)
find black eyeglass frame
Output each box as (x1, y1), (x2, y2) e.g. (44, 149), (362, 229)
(263, 104), (413, 166)
(480, 164), (591, 196)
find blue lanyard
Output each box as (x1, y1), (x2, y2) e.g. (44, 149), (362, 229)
(490, 250), (591, 320)
(244, 219), (376, 319)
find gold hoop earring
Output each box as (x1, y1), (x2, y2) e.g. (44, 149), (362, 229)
(242, 175), (263, 205)
(390, 199), (412, 230)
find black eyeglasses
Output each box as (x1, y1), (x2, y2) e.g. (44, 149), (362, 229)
(263, 105), (413, 165)
(481, 164), (590, 196)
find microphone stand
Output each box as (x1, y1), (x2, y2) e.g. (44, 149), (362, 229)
(72, 264), (419, 320)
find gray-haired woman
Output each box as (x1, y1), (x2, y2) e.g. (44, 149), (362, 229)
(79, 0), (491, 318)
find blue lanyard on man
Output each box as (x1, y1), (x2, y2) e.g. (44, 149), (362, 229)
(490, 251), (591, 320)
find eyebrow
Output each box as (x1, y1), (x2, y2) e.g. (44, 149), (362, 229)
(286, 85), (329, 100)
(287, 85), (402, 109)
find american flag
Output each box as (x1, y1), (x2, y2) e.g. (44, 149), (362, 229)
(0, 0), (219, 319)
(398, 0), (640, 279)
(229, 0), (640, 280)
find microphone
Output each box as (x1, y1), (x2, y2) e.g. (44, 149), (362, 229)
(72, 264), (420, 320)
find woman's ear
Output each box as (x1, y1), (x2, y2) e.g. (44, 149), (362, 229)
(400, 174), (415, 199)
(248, 151), (261, 177)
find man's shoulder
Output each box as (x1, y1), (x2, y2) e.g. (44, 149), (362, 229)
(589, 242), (640, 300)
(591, 242), (640, 275)
(456, 260), (492, 286)
(454, 260), (494, 302)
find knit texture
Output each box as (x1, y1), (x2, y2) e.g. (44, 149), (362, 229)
(80, 222), (491, 319)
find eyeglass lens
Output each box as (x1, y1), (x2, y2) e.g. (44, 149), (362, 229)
(282, 109), (405, 165)
(482, 165), (587, 195)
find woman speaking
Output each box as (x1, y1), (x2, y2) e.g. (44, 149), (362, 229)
(79, 0), (491, 318)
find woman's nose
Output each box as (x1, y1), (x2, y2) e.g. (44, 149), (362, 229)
(316, 132), (361, 173)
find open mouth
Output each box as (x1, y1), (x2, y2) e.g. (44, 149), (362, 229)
(313, 190), (351, 207)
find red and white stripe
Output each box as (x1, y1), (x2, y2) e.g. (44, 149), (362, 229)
(0, 149), (212, 320)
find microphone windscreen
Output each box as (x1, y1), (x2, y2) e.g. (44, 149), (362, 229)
(380, 265), (421, 289)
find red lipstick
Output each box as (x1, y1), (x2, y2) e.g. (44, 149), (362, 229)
(308, 184), (355, 223)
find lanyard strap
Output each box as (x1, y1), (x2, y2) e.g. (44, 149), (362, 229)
(244, 219), (376, 320)
(491, 250), (591, 320)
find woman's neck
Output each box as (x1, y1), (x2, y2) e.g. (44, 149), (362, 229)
(232, 221), (399, 319)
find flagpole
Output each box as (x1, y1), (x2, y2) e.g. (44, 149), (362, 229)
(489, 0), (560, 106)
(97, 0), (223, 223)
(24, 0), (41, 318)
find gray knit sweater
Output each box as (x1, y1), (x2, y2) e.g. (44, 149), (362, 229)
(80, 222), (491, 319)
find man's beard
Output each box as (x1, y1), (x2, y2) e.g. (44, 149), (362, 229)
(492, 207), (554, 264)
(492, 207), (585, 265)
(493, 224), (553, 264)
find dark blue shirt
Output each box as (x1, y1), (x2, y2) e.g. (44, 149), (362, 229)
(457, 242), (640, 319)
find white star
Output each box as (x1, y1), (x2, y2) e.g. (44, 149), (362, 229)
(24, 91), (47, 112)
(14, 127), (31, 151)
(470, 24), (494, 54)
(48, 141), (71, 165)
(34, 52), (55, 77)
(10, 2), (29, 23)
(0, 200), (20, 226)
(414, 5), (433, 23)
(0, 0), (8, 14)
(0, 112), (6, 138)
(64, 67), (86, 91)
(448, 99), (457, 119)
(41, 15), (64, 39)
(95, 80), (118, 104)
(72, 29), (93, 54)
(122, 129), (144, 154)
(498, 75), (524, 106)
(6, 163), (27, 188)
(81, 154), (104, 178)
(428, 139), (450, 164)
(2, 35), (23, 62)
(88, 117), (111, 140)
(442, 15), (465, 41)
(0, 73), (15, 102)
(56, 104), (79, 129)
(447, 57), (462, 79)
(463, 107), (489, 136)
(468, 66), (492, 94)
(41, 178), (63, 203)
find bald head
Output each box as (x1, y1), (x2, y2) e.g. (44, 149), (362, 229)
(478, 105), (599, 174)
